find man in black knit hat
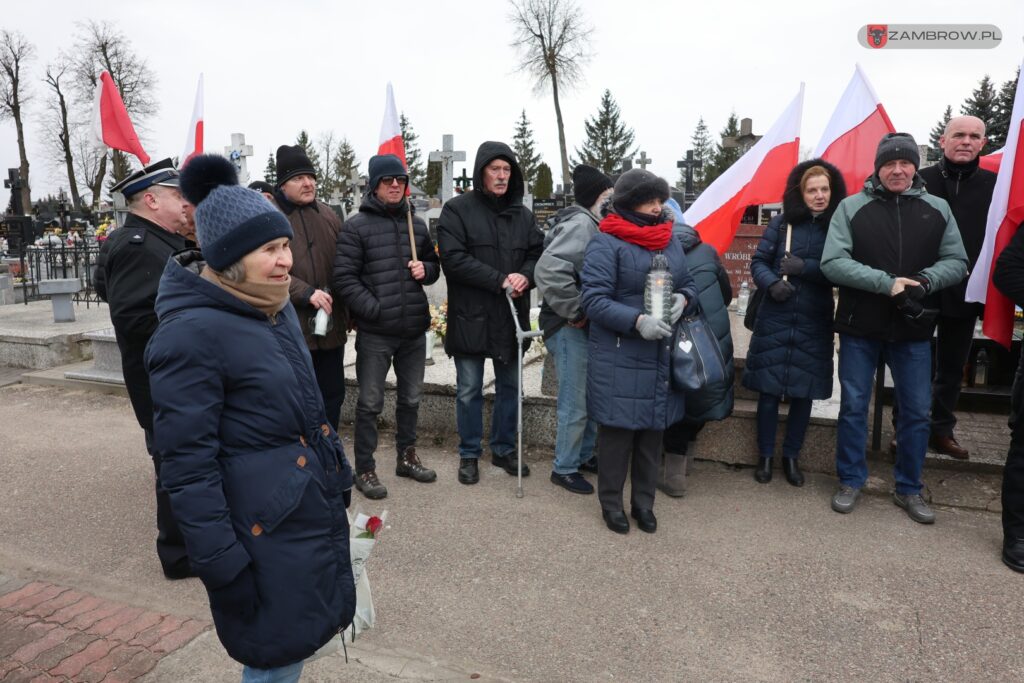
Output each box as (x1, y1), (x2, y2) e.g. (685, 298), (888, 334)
(535, 164), (613, 494)
(273, 144), (348, 431)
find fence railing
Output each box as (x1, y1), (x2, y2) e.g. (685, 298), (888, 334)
(8, 242), (104, 306)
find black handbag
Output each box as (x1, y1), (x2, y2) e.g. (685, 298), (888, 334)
(670, 309), (728, 393)
(742, 287), (765, 331)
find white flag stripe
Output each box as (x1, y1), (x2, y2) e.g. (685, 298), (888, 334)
(378, 82), (401, 145)
(181, 74), (204, 163)
(813, 64), (882, 157)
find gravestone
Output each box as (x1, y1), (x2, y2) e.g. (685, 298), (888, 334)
(224, 133), (254, 185)
(64, 328), (124, 384)
(635, 151), (652, 170)
(677, 150), (702, 195)
(428, 134), (466, 205)
(38, 278), (81, 322)
(348, 170), (366, 211)
(0, 263), (13, 305)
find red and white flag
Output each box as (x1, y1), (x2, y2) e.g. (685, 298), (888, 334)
(979, 148), (1003, 173)
(813, 64), (895, 196)
(377, 82), (407, 166)
(91, 71), (150, 165)
(180, 74), (204, 168)
(966, 59), (1024, 348)
(683, 85), (803, 254)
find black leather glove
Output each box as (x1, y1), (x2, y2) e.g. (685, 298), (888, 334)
(894, 291), (925, 319)
(768, 280), (795, 303)
(779, 252), (805, 276)
(208, 566), (259, 619)
(905, 275), (930, 301)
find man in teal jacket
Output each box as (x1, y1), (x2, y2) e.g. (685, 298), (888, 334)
(821, 133), (967, 525)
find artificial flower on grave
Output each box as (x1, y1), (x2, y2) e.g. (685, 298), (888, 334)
(429, 301), (448, 340)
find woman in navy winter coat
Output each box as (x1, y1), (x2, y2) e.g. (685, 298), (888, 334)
(743, 159), (845, 487)
(581, 170), (697, 535)
(145, 156), (354, 683)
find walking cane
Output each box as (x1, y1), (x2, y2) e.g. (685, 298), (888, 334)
(782, 223), (792, 282)
(506, 287), (542, 498)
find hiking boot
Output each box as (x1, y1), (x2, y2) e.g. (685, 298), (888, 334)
(354, 470), (388, 500)
(550, 471), (594, 494)
(458, 458), (479, 485)
(893, 492), (936, 525)
(396, 446), (437, 483)
(831, 485), (861, 514)
(492, 452), (530, 477)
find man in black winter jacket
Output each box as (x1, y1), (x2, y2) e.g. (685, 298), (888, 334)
(333, 154), (440, 500)
(436, 141), (545, 485)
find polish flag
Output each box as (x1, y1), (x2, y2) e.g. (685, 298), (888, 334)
(377, 82), (407, 166)
(683, 85), (803, 254)
(91, 71), (150, 165)
(180, 74), (204, 168)
(813, 64), (895, 196)
(979, 148), (1003, 173)
(966, 60), (1024, 348)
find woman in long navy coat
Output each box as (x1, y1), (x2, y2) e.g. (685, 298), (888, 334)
(146, 156), (354, 683)
(581, 170), (697, 535)
(743, 159), (845, 486)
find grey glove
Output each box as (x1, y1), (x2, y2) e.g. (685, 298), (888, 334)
(670, 293), (686, 324)
(636, 314), (672, 340)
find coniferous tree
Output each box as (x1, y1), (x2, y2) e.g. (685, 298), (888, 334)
(704, 112), (741, 187)
(105, 150), (134, 195)
(534, 162), (553, 199)
(928, 105), (953, 162)
(512, 109), (542, 190)
(333, 138), (359, 194)
(991, 68), (1020, 149)
(573, 90), (636, 174)
(400, 113), (425, 188)
(683, 117), (713, 192)
(424, 160), (441, 197)
(961, 75), (1000, 147)
(295, 130), (321, 177)
(264, 153), (277, 184)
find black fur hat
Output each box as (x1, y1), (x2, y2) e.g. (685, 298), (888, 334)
(275, 144), (317, 186)
(611, 169), (670, 212)
(781, 158), (847, 226)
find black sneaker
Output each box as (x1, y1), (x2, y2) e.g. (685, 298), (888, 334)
(354, 470), (388, 500)
(492, 452), (530, 477)
(550, 471), (594, 494)
(579, 457), (599, 473)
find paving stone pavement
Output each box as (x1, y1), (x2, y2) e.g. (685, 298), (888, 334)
(0, 577), (208, 682)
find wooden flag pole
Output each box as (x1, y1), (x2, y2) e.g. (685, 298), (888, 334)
(406, 206), (419, 262)
(782, 223), (792, 282)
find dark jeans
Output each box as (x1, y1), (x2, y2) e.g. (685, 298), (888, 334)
(353, 331), (426, 474)
(310, 347), (345, 432)
(597, 425), (661, 512)
(892, 314), (976, 437)
(145, 430), (189, 577)
(1004, 434), (1024, 541)
(756, 393), (813, 459)
(663, 419), (705, 455)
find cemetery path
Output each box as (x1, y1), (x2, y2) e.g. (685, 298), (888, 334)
(1, 383), (1023, 682)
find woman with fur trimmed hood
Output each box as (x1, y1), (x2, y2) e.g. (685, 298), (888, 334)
(743, 159), (846, 487)
(580, 169), (698, 535)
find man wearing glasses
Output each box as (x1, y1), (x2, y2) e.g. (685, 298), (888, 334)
(333, 154), (441, 499)
(273, 144), (349, 433)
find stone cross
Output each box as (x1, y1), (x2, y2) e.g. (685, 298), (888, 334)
(618, 158), (633, 173)
(635, 151), (652, 170)
(677, 150), (703, 194)
(347, 169), (365, 210)
(455, 168), (472, 191)
(224, 133), (254, 185)
(428, 134), (466, 205)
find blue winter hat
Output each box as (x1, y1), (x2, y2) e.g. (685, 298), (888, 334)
(180, 155), (293, 271)
(367, 154), (407, 192)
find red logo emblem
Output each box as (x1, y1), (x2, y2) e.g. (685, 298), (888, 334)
(866, 25), (888, 48)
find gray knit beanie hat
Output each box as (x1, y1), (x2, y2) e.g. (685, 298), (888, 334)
(874, 133), (920, 174)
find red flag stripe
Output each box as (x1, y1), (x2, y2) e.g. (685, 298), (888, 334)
(95, 72), (150, 165)
(819, 105), (895, 196)
(983, 118), (1024, 347)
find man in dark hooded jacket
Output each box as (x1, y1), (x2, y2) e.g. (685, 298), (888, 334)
(437, 142), (545, 485)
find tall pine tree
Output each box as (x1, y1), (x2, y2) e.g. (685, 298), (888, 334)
(263, 153), (277, 184)
(961, 75), (1000, 147)
(512, 110), (542, 190)
(704, 112), (741, 187)
(534, 162), (553, 199)
(400, 113), (425, 188)
(295, 130), (322, 179)
(573, 89), (635, 174)
(991, 68), (1020, 149)
(928, 105), (953, 162)
(333, 138), (359, 192)
(683, 117), (713, 192)
(424, 161), (441, 197)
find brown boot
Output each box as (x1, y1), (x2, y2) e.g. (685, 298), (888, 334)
(396, 446), (437, 482)
(658, 452), (688, 497)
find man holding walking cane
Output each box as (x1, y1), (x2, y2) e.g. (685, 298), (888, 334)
(334, 154), (441, 499)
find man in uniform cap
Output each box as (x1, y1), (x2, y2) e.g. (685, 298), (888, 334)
(95, 157), (192, 579)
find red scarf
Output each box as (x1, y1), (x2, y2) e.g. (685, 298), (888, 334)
(599, 213), (673, 250)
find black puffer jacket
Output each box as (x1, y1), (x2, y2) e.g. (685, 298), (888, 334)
(332, 195), (440, 338)
(436, 141), (545, 362)
(743, 159), (844, 400)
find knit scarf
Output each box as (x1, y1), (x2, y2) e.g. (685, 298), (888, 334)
(201, 266), (290, 318)
(599, 213), (673, 250)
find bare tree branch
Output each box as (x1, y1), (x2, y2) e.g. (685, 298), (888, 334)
(0, 29), (36, 212)
(40, 55), (83, 209)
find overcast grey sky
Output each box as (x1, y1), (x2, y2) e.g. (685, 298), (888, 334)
(2, 0), (1023, 207)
